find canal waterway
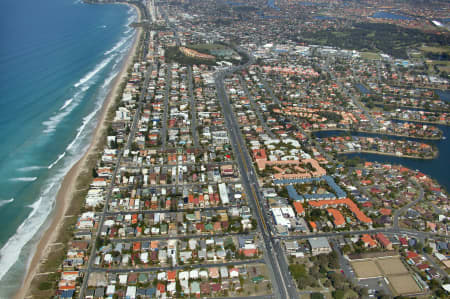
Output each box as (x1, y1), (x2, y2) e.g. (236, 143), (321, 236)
(313, 125), (450, 192)
(370, 11), (413, 20)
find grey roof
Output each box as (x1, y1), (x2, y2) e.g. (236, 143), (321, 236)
(94, 287), (105, 297)
(308, 237), (331, 249)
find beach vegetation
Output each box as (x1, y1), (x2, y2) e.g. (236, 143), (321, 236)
(37, 281), (52, 290)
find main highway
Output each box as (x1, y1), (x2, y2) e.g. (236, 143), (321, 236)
(214, 52), (298, 299)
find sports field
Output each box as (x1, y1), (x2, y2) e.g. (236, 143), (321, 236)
(350, 256), (422, 295)
(389, 274), (422, 295)
(351, 260), (381, 278)
(377, 257), (408, 275)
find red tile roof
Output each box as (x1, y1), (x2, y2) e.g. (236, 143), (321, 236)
(361, 234), (377, 247)
(293, 201), (305, 215)
(375, 232), (391, 247)
(327, 208), (345, 226)
(308, 198), (372, 224)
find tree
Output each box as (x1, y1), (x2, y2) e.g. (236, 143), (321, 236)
(342, 244), (352, 254)
(309, 264), (320, 279)
(131, 142), (139, 151)
(429, 279), (440, 291)
(424, 246), (433, 254)
(297, 277), (307, 289)
(311, 293), (324, 299)
(95, 238), (104, 250)
(328, 272), (345, 290)
(328, 251), (339, 269)
(332, 289), (345, 299)
(38, 281), (52, 290)
(310, 209), (323, 220)
(357, 286), (368, 297)
(414, 241), (424, 252)
(176, 281), (182, 294)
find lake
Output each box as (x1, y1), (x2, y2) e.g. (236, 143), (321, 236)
(356, 84), (371, 95)
(371, 11), (412, 21)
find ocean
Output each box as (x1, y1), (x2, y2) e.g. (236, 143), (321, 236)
(0, 0), (137, 296)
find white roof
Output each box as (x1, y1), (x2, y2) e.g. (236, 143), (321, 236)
(126, 286), (136, 297)
(106, 285), (116, 295)
(434, 252), (447, 261)
(119, 274), (128, 284)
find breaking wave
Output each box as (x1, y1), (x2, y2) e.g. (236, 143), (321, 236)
(9, 177), (37, 182)
(0, 199), (14, 207)
(48, 152), (66, 169)
(74, 55), (114, 88)
(18, 166), (45, 172)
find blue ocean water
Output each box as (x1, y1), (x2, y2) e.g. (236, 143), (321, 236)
(0, 0), (136, 296)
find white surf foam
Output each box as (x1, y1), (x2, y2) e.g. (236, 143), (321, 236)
(102, 70), (119, 89)
(43, 24), (131, 135)
(67, 110), (98, 151)
(123, 27), (133, 35)
(74, 55), (114, 88)
(42, 85), (89, 134)
(0, 102), (97, 279)
(0, 22), (135, 285)
(9, 177), (37, 182)
(0, 198), (14, 207)
(66, 70), (117, 152)
(0, 182), (55, 280)
(18, 166), (45, 172)
(44, 34), (127, 138)
(127, 8), (136, 21)
(48, 152), (66, 169)
(42, 111), (69, 133)
(104, 36), (131, 56)
(59, 98), (74, 111)
(123, 10), (137, 30)
(0, 131), (90, 280)
(125, 18), (136, 28)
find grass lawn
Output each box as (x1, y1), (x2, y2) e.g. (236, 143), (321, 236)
(241, 264), (273, 297)
(344, 289), (359, 299)
(361, 52), (381, 60)
(426, 60), (450, 73)
(421, 45), (450, 53)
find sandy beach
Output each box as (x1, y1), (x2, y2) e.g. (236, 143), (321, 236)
(15, 4), (142, 298)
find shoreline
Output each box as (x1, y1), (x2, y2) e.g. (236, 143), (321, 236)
(337, 150), (437, 160)
(15, 4), (142, 298)
(390, 117), (449, 126)
(310, 128), (443, 140)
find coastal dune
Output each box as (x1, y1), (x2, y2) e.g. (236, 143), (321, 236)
(16, 3), (142, 298)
